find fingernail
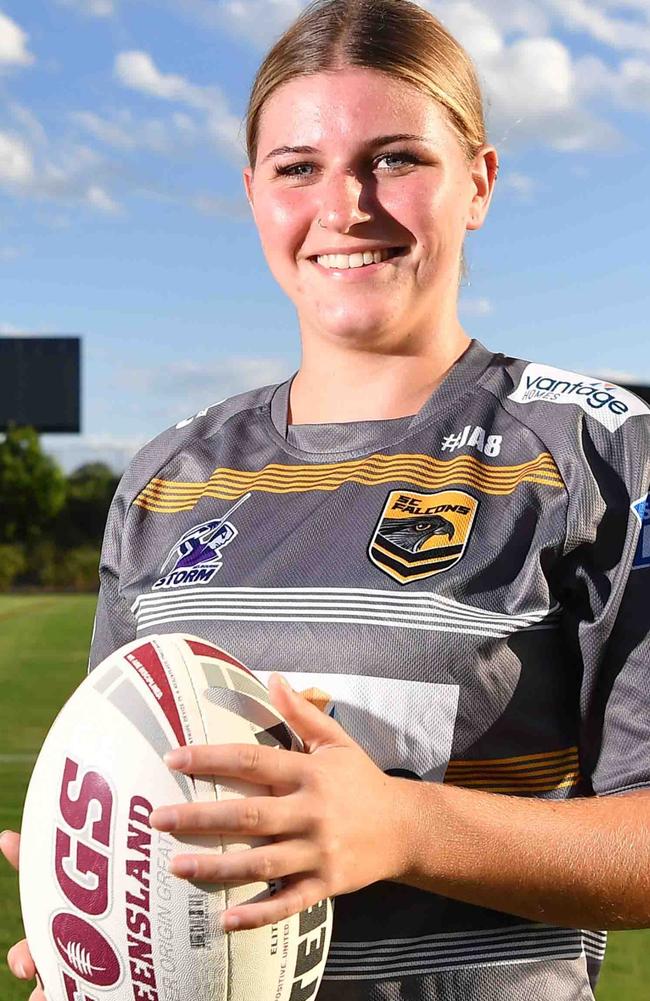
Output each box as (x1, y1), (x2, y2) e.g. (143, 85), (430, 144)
(16, 960), (28, 979)
(164, 748), (189, 769)
(170, 856), (197, 877)
(221, 913), (240, 931)
(149, 808), (177, 831)
(274, 673), (292, 692)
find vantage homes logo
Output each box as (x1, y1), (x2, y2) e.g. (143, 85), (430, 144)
(509, 364), (648, 431)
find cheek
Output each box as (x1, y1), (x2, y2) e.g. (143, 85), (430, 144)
(257, 191), (310, 253)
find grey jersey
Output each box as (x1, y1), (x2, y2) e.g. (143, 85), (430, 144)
(90, 339), (650, 1001)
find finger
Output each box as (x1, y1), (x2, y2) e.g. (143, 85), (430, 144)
(222, 876), (329, 932)
(29, 990), (46, 1001)
(164, 743), (306, 787)
(268, 674), (353, 753)
(170, 839), (315, 884)
(0, 830), (20, 870)
(150, 794), (301, 836)
(7, 939), (36, 980)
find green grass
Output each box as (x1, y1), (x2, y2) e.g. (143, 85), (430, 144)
(0, 595), (648, 1000)
(0, 595), (96, 1001)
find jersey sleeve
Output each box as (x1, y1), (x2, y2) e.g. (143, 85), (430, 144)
(87, 478), (138, 672)
(550, 407), (650, 797)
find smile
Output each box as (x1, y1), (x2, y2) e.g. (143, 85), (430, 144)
(312, 247), (405, 270)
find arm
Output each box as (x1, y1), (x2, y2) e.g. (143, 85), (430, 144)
(393, 777), (650, 930)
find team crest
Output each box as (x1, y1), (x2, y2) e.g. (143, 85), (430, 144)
(369, 489), (479, 584)
(153, 493), (250, 590)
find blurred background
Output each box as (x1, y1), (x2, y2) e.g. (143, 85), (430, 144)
(1, 1), (649, 997)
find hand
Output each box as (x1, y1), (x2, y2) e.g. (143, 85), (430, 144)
(0, 831), (46, 1001)
(150, 673), (409, 931)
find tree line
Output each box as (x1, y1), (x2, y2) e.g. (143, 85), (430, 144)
(0, 426), (120, 591)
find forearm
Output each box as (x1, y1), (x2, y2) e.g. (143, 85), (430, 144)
(391, 779), (650, 929)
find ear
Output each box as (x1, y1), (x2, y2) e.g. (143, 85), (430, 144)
(466, 145), (499, 232)
(243, 166), (256, 221)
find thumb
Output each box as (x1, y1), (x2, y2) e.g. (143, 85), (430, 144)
(268, 673), (352, 753)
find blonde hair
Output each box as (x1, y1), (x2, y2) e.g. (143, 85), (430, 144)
(245, 0), (487, 170)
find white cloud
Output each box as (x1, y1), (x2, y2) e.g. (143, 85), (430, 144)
(544, 0), (650, 53)
(577, 54), (650, 113)
(71, 108), (205, 156)
(166, 0), (303, 49)
(8, 102), (47, 145)
(57, 0), (116, 17)
(71, 111), (137, 150)
(0, 131), (35, 184)
(190, 192), (251, 219)
(456, 26), (622, 150)
(0, 11), (34, 68)
(114, 50), (244, 158)
(500, 171), (538, 201)
(459, 297), (494, 316)
(86, 184), (123, 214)
(125, 355), (293, 419)
(0, 124), (123, 215)
(115, 51), (199, 103)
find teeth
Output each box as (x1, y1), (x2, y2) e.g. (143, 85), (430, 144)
(315, 248), (396, 269)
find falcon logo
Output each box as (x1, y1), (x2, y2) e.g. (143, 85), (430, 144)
(153, 493), (250, 590)
(369, 489), (479, 583)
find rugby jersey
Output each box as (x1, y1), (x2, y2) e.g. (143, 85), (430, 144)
(89, 339), (650, 1001)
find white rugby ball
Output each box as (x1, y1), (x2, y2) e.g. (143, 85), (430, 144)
(19, 633), (333, 1001)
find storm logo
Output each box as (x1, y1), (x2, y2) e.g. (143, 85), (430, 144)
(369, 489), (479, 583)
(153, 493), (250, 590)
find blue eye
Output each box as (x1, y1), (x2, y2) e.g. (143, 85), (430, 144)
(274, 162), (314, 177)
(375, 152), (419, 170)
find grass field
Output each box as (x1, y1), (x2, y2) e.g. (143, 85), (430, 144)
(1, 595), (649, 1000)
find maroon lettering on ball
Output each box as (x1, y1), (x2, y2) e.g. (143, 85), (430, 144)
(62, 970), (97, 1001)
(59, 757), (114, 846)
(52, 912), (122, 988)
(55, 828), (110, 916)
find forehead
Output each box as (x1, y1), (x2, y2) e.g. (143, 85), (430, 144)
(256, 67), (454, 152)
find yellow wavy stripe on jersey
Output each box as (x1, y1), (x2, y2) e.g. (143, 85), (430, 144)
(134, 450), (564, 512)
(442, 744), (576, 764)
(444, 747), (581, 793)
(449, 774), (581, 795)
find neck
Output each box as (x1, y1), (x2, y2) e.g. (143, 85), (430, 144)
(288, 323), (472, 425)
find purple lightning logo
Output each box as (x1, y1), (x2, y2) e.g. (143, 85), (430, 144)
(153, 493), (251, 590)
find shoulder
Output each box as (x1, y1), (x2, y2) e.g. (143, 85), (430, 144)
(498, 357), (649, 435)
(108, 382), (281, 521)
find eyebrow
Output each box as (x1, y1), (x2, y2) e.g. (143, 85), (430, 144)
(261, 133), (429, 164)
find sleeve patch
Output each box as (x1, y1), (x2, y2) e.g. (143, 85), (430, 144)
(508, 363), (649, 431)
(631, 493), (650, 570)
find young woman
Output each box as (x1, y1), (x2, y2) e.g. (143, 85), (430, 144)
(3, 2), (650, 999)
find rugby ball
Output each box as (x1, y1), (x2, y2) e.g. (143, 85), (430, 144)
(19, 633), (333, 1001)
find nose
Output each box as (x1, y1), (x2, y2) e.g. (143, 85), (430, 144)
(318, 170), (373, 232)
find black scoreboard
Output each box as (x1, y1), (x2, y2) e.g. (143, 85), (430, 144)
(0, 336), (80, 433)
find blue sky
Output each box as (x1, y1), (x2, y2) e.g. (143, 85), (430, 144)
(1, 0), (649, 472)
